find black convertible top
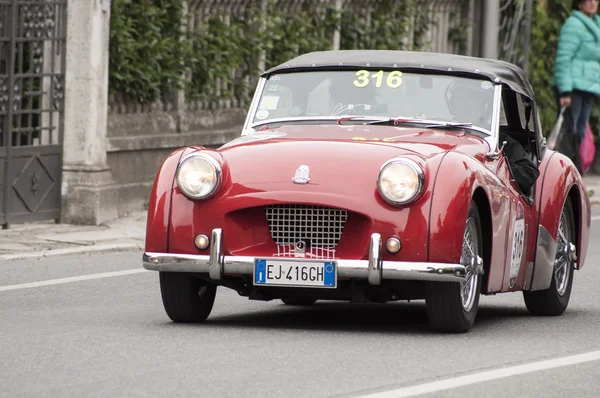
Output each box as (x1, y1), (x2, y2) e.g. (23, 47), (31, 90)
(262, 50), (534, 99)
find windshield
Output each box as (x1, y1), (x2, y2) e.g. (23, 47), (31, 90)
(250, 69), (496, 132)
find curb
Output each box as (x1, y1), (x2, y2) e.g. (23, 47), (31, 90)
(0, 242), (144, 262)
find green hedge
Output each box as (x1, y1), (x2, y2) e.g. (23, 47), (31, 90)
(529, 0), (570, 134)
(529, 0), (600, 135)
(110, 0), (600, 138)
(108, 0), (432, 104)
(108, 0), (192, 103)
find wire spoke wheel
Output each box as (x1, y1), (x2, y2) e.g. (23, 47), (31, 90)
(554, 210), (573, 296)
(426, 201), (483, 333)
(523, 199), (576, 316)
(460, 218), (479, 312)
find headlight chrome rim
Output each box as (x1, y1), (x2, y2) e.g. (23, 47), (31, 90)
(176, 152), (223, 200)
(377, 158), (424, 205)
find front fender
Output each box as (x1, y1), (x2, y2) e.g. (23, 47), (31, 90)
(540, 152), (591, 269)
(428, 152), (495, 263)
(144, 146), (204, 253)
(528, 150), (591, 290)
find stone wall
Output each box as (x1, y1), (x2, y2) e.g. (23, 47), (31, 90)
(105, 101), (247, 217)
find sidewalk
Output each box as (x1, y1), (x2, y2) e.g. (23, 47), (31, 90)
(1, 175), (599, 261)
(584, 173), (600, 203)
(0, 211), (147, 261)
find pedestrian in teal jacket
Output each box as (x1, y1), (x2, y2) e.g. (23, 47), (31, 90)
(551, 0), (600, 174)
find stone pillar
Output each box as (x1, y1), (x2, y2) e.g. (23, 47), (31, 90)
(331, 0), (343, 51)
(257, 0), (268, 73)
(61, 0), (118, 225)
(480, 0), (500, 59)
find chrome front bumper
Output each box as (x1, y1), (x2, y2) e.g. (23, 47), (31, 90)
(143, 228), (475, 285)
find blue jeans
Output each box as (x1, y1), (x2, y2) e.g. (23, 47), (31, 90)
(554, 89), (594, 140)
(553, 89), (594, 174)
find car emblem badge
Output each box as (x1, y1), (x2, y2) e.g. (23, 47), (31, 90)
(292, 165), (310, 184)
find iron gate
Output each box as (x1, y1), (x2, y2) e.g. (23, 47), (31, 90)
(0, 0), (66, 228)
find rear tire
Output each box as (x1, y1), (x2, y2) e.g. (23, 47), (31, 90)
(159, 272), (217, 322)
(426, 201), (483, 333)
(523, 199), (576, 316)
(281, 298), (317, 306)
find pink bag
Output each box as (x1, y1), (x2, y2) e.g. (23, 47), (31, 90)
(581, 124), (596, 173)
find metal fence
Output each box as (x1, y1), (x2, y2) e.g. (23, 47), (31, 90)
(498, 0), (533, 74)
(419, 0), (478, 55)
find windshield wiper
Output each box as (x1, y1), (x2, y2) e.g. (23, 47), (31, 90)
(337, 116), (391, 125)
(425, 122), (473, 129)
(366, 117), (419, 126)
(366, 117), (474, 130)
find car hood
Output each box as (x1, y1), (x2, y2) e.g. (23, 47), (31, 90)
(214, 124), (489, 198)
(221, 124), (488, 153)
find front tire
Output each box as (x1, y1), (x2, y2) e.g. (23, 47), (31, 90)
(426, 201), (484, 333)
(159, 272), (217, 322)
(523, 199), (576, 316)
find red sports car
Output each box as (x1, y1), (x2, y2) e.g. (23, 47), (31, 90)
(143, 50), (591, 333)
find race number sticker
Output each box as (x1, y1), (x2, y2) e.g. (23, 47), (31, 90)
(353, 70), (403, 88)
(509, 202), (525, 287)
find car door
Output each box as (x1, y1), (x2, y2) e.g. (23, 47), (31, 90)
(495, 154), (536, 291)
(495, 92), (539, 291)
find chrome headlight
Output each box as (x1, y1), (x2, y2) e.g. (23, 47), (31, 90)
(176, 153), (222, 199)
(377, 158), (424, 205)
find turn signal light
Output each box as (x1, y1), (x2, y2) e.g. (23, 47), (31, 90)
(386, 237), (401, 253)
(194, 234), (210, 250)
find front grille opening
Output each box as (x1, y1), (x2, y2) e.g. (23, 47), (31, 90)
(265, 204), (348, 248)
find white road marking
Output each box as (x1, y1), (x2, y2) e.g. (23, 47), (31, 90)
(0, 269), (149, 292)
(591, 215), (600, 222)
(356, 350), (600, 398)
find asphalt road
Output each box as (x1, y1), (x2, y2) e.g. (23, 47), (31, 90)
(2, 208), (600, 398)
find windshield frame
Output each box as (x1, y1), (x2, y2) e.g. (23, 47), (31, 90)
(241, 70), (503, 148)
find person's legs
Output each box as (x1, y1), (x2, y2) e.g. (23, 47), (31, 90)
(554, 89), (585, 173)
(572, 90), (595, 174)
(574, 90), (594, 140)
(577, 91), (595, 177)
(570, 92), (585, 173)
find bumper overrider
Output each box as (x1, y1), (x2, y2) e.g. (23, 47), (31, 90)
(143, 229), (481, 285)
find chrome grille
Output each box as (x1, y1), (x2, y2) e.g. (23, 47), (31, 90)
(265, 204), (348, 248)
(274, 244), (338, 260)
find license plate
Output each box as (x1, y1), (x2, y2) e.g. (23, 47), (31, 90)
(253, 259), (337, 288)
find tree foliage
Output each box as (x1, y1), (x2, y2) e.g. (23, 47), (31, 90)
(529, 0), (600, 135)
(108, 0), (432, 104)
(109, 0), (193, 103)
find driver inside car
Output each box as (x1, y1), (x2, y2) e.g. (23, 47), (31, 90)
(446, 79), (541, 198)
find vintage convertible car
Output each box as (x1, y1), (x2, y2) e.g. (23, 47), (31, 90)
(143, 50), (591, 333)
